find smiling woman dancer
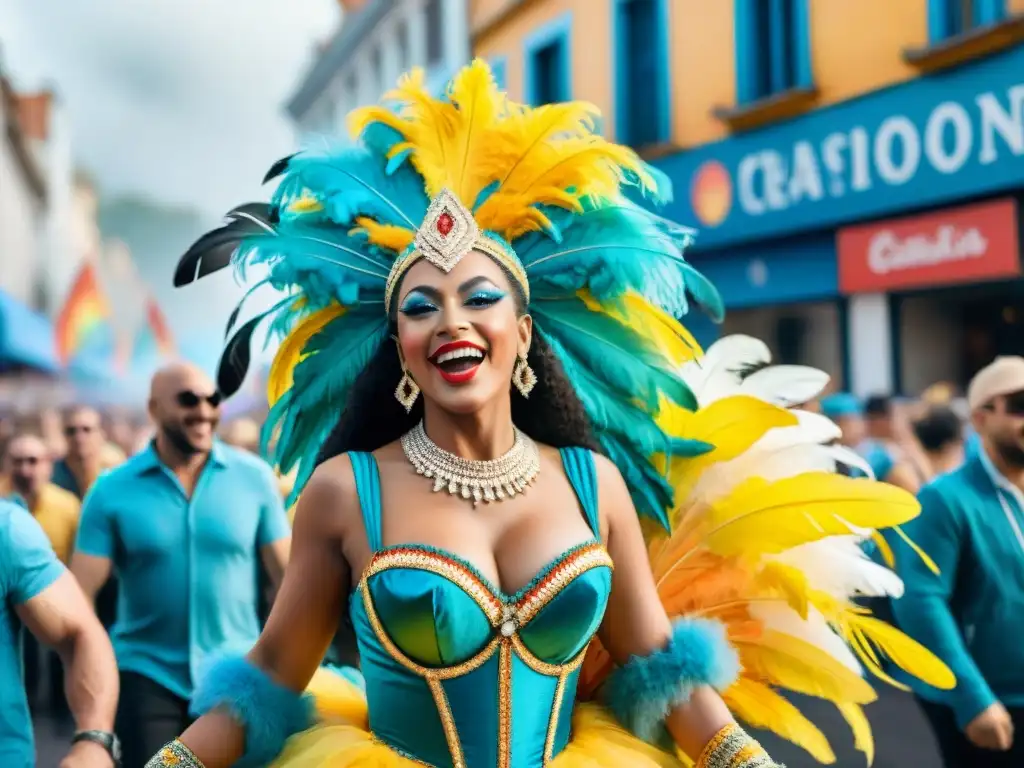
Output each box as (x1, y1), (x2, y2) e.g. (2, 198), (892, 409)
(148, 61), (953, 768)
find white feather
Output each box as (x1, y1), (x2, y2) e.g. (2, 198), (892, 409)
(683, 335), (771, 404)
(772, 536), (905, 600)
(741, 365), (830, 407)
(828, 445), (875, 479)
(749, 601), (864, 674)
(694, 443), (839, 502)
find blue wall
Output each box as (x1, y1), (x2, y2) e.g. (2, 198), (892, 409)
(658, 42), (1024, 249)
(687, 232), (839, 309)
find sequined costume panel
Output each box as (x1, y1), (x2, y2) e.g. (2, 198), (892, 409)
(344, 448), (614, 768)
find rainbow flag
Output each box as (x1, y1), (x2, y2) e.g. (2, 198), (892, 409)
(55, 262), (116, 366)
(131, 295), (176, 368)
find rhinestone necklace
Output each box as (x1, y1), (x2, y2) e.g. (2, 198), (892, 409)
(401, 421), (540, 505)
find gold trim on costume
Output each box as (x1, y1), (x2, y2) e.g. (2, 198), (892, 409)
(696, 724), (780, 768)
(359, 543), (613, 767)
(515, 545), (614, 627)
(498, 639), (513, 768)
(364, 548), (504, 624)
(145, 740), (205, 768)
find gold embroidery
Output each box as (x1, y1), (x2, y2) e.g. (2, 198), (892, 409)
(428, 678), (466, 767)
(498, 639), (513, 768)
(361, 583), (502, 768)
(365, 549), (504, 624)
(696, 723), (779, 768)
(144, 740), (204, 768)
(359, 545), (612, 767)
(516, 546), (614, 627)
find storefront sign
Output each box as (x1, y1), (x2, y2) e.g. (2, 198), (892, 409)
(657, 44), (1024, 249)
(837, 198), (1020, 293)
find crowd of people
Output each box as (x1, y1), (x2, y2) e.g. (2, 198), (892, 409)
(2, 355), (1021, 768)
(0, 362), (296, 767)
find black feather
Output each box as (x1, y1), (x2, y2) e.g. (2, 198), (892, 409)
(263, 153), (297, 184)
(224, 303), (243, 339)
(173, 203), (276, 287)
(216, 314), (264, 398)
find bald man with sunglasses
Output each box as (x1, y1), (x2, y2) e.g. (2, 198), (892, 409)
(70, 363), (291, 767)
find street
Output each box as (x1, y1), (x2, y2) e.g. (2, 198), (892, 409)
(34, 685), (943, 767)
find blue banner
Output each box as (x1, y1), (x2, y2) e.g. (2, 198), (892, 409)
(656, 43), (1024, 249)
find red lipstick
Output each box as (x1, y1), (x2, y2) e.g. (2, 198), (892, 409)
(430, 340), (486, 385)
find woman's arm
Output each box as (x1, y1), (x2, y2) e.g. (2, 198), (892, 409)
(169, 459), (358, 767)
(594, 455), (735, 760)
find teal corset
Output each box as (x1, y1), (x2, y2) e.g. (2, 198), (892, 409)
(348, 448), (613, 768)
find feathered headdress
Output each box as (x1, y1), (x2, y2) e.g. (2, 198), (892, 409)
(174, 59), (723, 525)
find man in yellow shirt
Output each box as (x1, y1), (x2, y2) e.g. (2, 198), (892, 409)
(1, 433), (80, 563)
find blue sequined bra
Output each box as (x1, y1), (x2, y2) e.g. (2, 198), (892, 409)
(347, 447), (614, 768)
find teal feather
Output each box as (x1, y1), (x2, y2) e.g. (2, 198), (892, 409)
(272, 146), (428, 232)
(262, 306), (389, 498)
(530, 299), (695, 412)
(517, 200), (711, 319)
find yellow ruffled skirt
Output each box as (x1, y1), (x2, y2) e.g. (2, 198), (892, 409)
(272, 668), (684, 767)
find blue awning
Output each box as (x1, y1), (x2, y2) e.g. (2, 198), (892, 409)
(0, 289), (59, 373)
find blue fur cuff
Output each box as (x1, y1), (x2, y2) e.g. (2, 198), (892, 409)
(605, 617), (740, 743)
(189, 655), (315, 768)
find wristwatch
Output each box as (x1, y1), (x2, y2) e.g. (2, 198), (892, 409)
(72, 730), (122, 767)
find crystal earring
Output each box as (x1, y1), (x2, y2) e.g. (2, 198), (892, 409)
(395, 369), (420, 413)
(512, 356), (537, 398)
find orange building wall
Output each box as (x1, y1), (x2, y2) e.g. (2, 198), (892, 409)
(473, 0), (614, 131)
(473, 0), (947, 151)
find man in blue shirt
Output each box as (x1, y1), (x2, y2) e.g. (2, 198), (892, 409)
(0, 500), (119, 767)
(893, 356), (1024, 767)
(71, 363), (291, 768)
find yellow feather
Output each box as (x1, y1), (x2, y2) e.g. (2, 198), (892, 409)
(658, 396), (797, 513)
(733, 630), (878, 704)
(349, 59), (658, 241)
(835, 702), (875, 765)
(267, 304), (347, 405)
(703, 474), (921, 558)
(352, 217), (415, 253)
(891, 525), (941, 575)
(723, 678), (836, 764)
(580, 290), (701, 368)
(838, 613), (955, 691)
(870, 530), (895, 568)
(756, 562), (811, 619)
(445, 61), (506, 204)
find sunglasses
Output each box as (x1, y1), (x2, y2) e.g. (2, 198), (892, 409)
(1004, 392), (1024, 416)
(176, 390), (223, 409)
(64, 424), (95, 437)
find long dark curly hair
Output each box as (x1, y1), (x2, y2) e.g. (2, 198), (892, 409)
(316, 331), (601, 465)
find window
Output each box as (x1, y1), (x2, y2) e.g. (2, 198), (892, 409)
(490, 57), (507, 90)
(615, 0), (669, 147)
(425, 0), (444, 65)
(395, 19), (410, 72)
(524, 15), (572, 106)
(735, 0), (812, 104)
(928, 0), (1005, 42)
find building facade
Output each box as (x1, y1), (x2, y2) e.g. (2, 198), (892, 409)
(287, 0), (471, 140)
(472, 0), (1024, 396)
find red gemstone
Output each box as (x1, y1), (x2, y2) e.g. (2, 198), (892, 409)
(436, 211), (455, 236)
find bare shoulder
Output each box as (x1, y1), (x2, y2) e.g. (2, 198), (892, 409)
(293, 455), (362, 540)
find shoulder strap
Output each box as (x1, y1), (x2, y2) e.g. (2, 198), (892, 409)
(348, 452), (384, 553)
(559, 447), (600, 537)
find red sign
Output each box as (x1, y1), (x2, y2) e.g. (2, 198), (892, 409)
(837, 198), (1021, 294)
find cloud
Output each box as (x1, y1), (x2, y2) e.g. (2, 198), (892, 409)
(0, 0), (338, 216)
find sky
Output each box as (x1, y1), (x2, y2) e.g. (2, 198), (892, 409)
(0, 0), (338, 217)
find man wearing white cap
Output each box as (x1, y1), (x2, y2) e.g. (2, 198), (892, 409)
(892, 356), (1024, 766)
